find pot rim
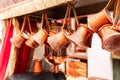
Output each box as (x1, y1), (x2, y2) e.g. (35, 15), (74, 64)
(102, 33), (120, 52)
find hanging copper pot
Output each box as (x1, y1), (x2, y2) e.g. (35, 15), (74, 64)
(32, 29), (48, 45)
(47, 31), (68, 52)
(32, 13), (49, 46)
(25, 16), (39, 48)
(47, 4), (71, 52)
(98, 24), (120, 52)
(98, 0), (120, 52)
(45, 21), (62, 48)
(67, 24), (93, 48)
(10, 31), (29, 48)
(88, 0), (115, 32)
(62, 3), (93, 48)
(10, 16), (29, 48)
(88, 8), (113, 32)
(25, 32), (39, 48)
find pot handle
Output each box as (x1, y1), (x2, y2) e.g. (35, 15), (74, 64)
(39, 12), (50, 33)
(20, 15), (33, 34)
(113, 0), (120, 27)
(39, 12), (45, 30)
(27, 16), (32, 34)
(71, 3), (79, 27)
(45, 13), (50, 33)
(62, 3), (71, 29)
(62, 3), (80, 38)
(21, 16), (27, 32)
(105, 0), (115, 10)
(62, 3), (79, 30)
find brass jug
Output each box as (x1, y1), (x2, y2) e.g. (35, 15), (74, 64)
(88, 8), (113, 32)
(67, 24), (93, 48)
(98, 24), (120, 52)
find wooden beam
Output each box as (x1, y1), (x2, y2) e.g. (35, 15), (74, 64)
(0, 0), (73, 20)
(53, 1), (108, 19)
(0, 0), (110, 20)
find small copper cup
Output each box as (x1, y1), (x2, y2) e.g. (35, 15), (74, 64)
(25, 33), (39, 48)
(10, 31), (29, 48)
(47, 31), (68, 52)
(32, 29), (48, 45)
(32, 60), (43, 73)
(67, 24), (93, 48)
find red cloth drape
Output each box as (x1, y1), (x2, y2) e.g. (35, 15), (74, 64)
(14, 44), (31, 74)
(14, 20), (37, 74)
(0, 20), (14, 80)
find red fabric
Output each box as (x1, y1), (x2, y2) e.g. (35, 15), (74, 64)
(14, 20), (37, 74)
(0, 20), (14, 80)
(14, 44), (31, 74)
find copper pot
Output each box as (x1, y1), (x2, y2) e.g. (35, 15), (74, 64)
(88, 8), (113, 32)
(98, 24), (120, 52)
(32, 29), (48, 45)
(10, 31), (29, 48)
(25, 33), (39, 48)
(32, 60), (43, 73)
(66, 24), (93, 48)
(32, 13), (50, 46)
(44, 31), (57, 47)
(47, 31), (68, 52)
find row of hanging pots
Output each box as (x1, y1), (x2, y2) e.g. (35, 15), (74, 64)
(10, 16), (35, 48)
(10, 0), (120, 53)
(10, 3), (93, 53)
(88, 0), (120, 52)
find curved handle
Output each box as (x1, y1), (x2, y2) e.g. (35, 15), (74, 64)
(21, 16), (27, 32)
(105, 0), (115, 10)
(62, 3), (71, 29)
(40, 12), (45, 30)
(45, 13), (50, 33)
(113, 0), (120, 27)
(27, 16), (32, 33)
(62, 3), (79, 39)
(71, 3), (79, 27)
(62, 3), (79, 29)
